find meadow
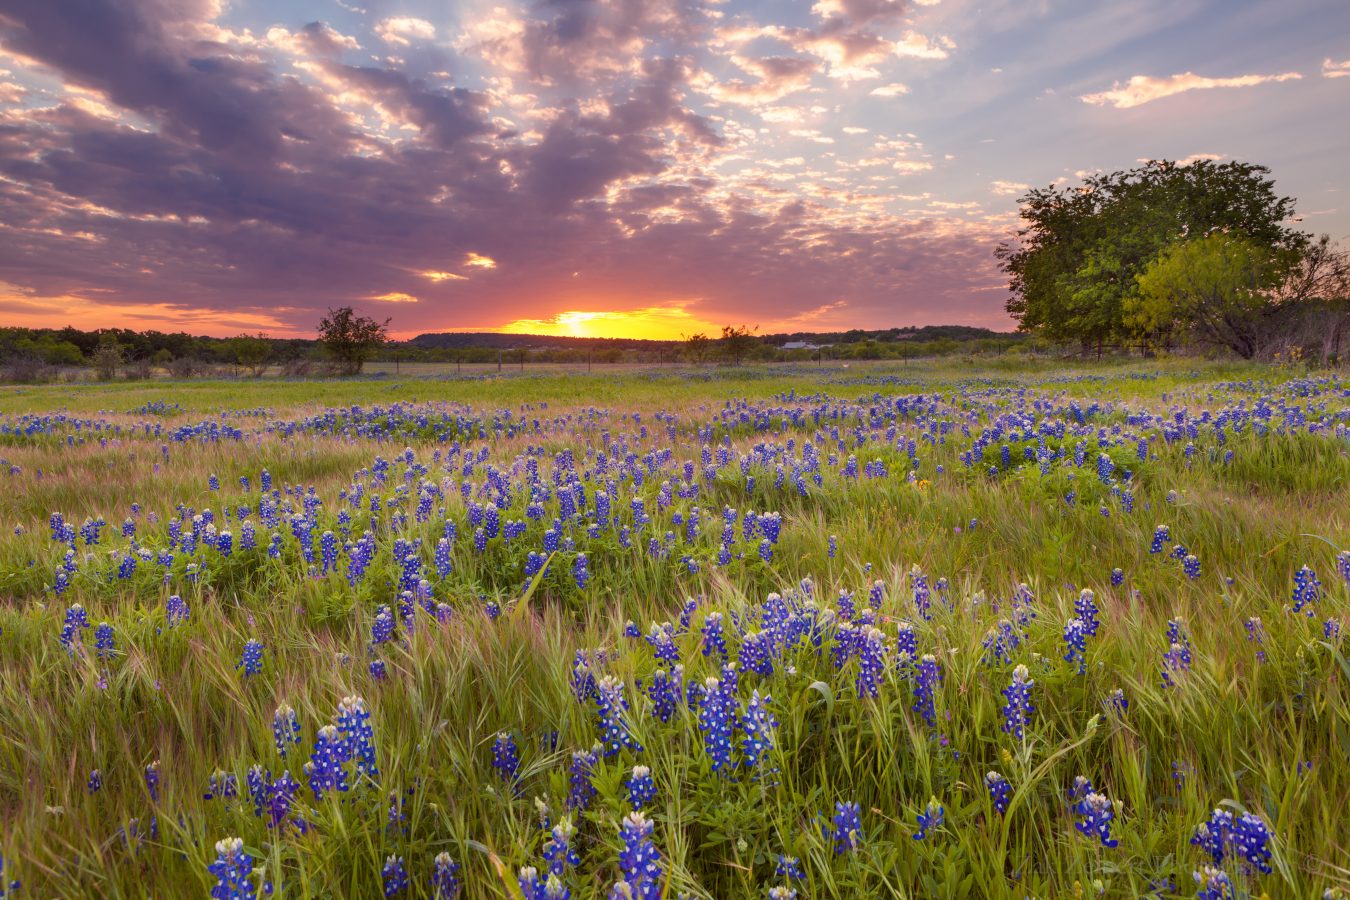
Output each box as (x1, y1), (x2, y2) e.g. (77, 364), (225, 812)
(0, 359), (1347, 899)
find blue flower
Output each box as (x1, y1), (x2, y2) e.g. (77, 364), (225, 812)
(542, 818), (581, 876)
(492, 731), (520, 781)
(1001, 665), (1035, 740)
(985, 772), (1011, 814)
(208, 837), (253, 900)
(911, 654), (942, 727)
(1193, 866), (1235, 900)
(614, 811), (663, 898)
(596, 676), (642, 757)
(1073, 792), (1119, 848)
(913, 799), (944, 840)
(856, 627), (887, 698)
(382, 855), (408, 897)
(825, 800), (863, 854)
(740, 690), (778, 771)
(567, 744), (601, 811)
(1063, 618), (1089, 674)
(697, 675), (736, 774)
(237, 639), (264, 677)
(307, 725), (350, 800)
(615, 763), (655, 809)
(431, 853), (462, 899)
(1292, 565), (1321, 615)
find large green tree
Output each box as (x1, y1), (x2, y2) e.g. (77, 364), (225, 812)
(1130, 233), (1291, 359)
(997, 160), (1308, 355)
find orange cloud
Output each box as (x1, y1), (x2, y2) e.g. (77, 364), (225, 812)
(1081, 71), (1302, 109)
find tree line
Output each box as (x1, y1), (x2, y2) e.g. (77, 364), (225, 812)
(998, 159), (1350, 362)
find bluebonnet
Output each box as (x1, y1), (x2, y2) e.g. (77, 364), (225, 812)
(237, 639), (264, 676)
(383, 856), (409, 896)
(337, 695), (378, 781)
(572, 553), (590, 589)
(1161, 618), (1193, 688)
(1074, 589), (1100, 636)
(1192, 809), (1273, 874)
(431, 853), (462, 899)
(207, 837), (253, 900)
(88, 768), (102, 793)
(740, 690), (778, 771)
(542, 818), (580, 876)
(60, 603), (90, 654)
(1111, 567), (1124, 587)
(913, 799), (944, 840)
(1183, 554), (1201, 579)
(1001, 664), (1035, 739)
(648, 666), (683, 723)
(986, 772), (1011, 814)
(701, 613), (727, 660)
(1292, 565), (1321, 615)
(1192, 867), (1235, 900)
(909, 565), (932, 620)
(1073, 792), (1119, 848)
(826, 800), (863, 854)
(911, 654), (941, 727)
(1063, 618), (1089, 674)
(166, 593), (190, 627)
(206, 769), (239, 802)
(596, 676), (642, 757)
(145, 760), (161, 802)
(613, 811), (663, 899)
(644, 623), (679, 666)
(307, 725), (350, 800)
(566, 744), (601, 811)
(492, 731), (520, 781)
(93, 622), (114, 660)
(1150, 525), (1170, 554)
(856, 626), (887, 698)
(740, 630), (775, 677)
(698, 675), (736, 774)
(1103, 688), (1128, 715)
(626, 765), (656, 809)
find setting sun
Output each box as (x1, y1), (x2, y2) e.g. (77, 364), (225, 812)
(498, 307), (723, 341)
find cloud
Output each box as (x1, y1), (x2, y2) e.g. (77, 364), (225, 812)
(1323, 58), (1350, 79)
(893, 31), (953, 60)
(869, 82), (909, 97)
(374, 17), (435, 47)
(0, 0), (1016, 337)
(1080, 70), (1302, 109)
(989, 180), (1029, 196)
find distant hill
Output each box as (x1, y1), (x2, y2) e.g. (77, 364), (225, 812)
(409, 325), (1017, 350)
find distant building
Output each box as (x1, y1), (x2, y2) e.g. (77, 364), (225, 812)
(781, 341), (823, 350)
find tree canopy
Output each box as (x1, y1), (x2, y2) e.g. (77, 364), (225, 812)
(997, 160), (1309, 355)
(317, 307), (390, 375)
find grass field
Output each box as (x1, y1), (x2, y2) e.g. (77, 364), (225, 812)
(1, 359), (1348, 899)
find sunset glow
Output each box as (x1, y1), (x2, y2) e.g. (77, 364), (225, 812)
(499, 308), (724, 341)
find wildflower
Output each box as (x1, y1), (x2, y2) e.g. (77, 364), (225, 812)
(1063, 618), (1089, 674)
(1161, 618), (1193, 688)
(1245, 617), (1266, 662)
(566, 744), (601, 811)
(206, 769), (239, 802)
(626, 765), (656, 809)
(307, 725), (349, 800)
(1150, 525), (1170, 554)
(382, 856), (409, 897)
(237, 639), (264, 677)
(166, 594), (190, 627)
(856, 626), (887, 698)
(697, 675), (736, 773)
(775, 855), (804, 880)
(1292, 565), (1321, 615)
(1110, 567), (1124, 586)
(60, 603), (90, 654)
(740, 690), (778, 771)
(1073, 792), (1119, 848)
(337, 695), (378, 782)
(88, 769), (102, 794)
(273, 705), (301, 756)
(572, 553), (590, 589)
(1001, 664), (1035, 740)
(596, 676), (642, 757)
(492, 731), (520, 781)
(94, 623), (115, 660)
(986, 771), (1011, 814)
(826, 800), (863, 854)
(767, 888), (798, 900)
(1103, 688), (1128, 715)
(614, 811), (663, 898)
(913, 799), (944, 840)
(145, 760), (161, 803)
(207, 837), (253, 900)
(701, 613), (728, 660)
(431, 853), (462, 899)
(1074, 589), (1100, 636)
(542, 818), (580, 876)
(911, 654), (942, 727)
(1193, 867), (1235, 900)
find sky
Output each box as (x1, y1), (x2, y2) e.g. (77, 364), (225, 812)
(0, 0), (1347, 340)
